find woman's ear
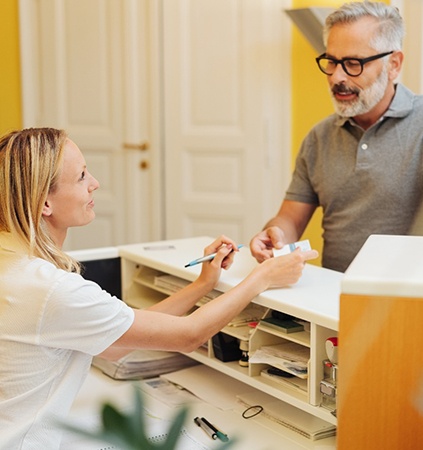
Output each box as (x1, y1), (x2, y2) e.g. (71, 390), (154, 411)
(42, 200), (53, 217)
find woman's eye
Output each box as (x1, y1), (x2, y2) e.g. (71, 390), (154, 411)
(79, 171), (86, 181)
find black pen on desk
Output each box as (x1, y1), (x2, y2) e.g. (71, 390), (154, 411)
(201, 417), (229, 442)
(184, 244), (244, 268)
(194, 417), (217, 440)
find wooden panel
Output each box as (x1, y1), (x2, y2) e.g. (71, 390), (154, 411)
(338, 293), (423, 449)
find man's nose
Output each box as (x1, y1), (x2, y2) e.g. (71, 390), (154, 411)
(329, 63), (349, 83)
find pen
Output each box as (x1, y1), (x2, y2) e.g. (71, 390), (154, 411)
(200, 417), (229, 442)
(184, 244), (244, 268)
(194, 416), (217, 440)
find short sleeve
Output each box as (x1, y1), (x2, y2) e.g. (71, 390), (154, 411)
(284, 133), (319, 205)
(39, 271), (134, 355)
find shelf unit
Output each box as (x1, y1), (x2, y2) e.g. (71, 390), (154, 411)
(118, 237), (343, 429)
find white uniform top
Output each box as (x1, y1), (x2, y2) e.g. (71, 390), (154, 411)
(0, 232), (135, 449)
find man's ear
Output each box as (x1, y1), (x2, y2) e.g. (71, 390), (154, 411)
(42, 200), (53, 217)
(389, 50), (404, 81)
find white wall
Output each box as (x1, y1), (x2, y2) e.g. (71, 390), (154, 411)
(392, 0), (423, 94)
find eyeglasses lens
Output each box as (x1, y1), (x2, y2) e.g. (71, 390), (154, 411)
(318, 58), (362, 77)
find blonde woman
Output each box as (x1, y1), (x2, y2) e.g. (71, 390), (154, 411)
(0, 128), (318, 449)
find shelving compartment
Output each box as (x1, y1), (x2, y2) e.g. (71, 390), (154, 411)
(118, 245), (340, 428)
(120, 261), (168, 308)
(249, 323), (311, 402)
(309, 324), (338, 409)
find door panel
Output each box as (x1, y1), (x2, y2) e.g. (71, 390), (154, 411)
(19, 0), (156, 250)
(162, 0), (292, 243)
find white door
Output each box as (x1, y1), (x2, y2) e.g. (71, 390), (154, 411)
(19, 0), (292, 250)
(162, 0), (292, 243)
(18, 0), (161, 251)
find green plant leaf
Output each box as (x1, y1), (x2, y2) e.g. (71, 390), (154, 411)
(128, 387), (149, 444)
(102, 403), (128, 435)
(155, 406), (188, 449)
(100, 389), (151, 448)
(60, 386), (237, 450)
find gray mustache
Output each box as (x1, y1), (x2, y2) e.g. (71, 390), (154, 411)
(332, 84), (359, 95)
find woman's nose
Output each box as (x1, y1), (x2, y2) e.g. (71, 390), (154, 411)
(89, 175), (100, 192)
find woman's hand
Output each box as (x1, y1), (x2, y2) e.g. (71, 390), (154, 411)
(197, 235), (240, 289)
(253, 248), (319, 290)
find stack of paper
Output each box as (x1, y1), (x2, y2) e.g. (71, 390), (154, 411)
(227, 303), (267, 327)
(154, 275), (220, 301)
(154, 274), (190, 292)
(249, 342), (309, 378)
(92, 349), (199, 380)
(260, 368), (308, 394)
(237, 391), (336, 441)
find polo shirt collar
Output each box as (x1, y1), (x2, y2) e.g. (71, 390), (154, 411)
(335, 83), (415, 127)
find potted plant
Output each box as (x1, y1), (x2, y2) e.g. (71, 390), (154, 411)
(63, 387), (234, 449)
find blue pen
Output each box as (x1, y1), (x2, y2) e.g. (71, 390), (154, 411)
(184, 244), (244, 268)
(200, 417), (229, 442)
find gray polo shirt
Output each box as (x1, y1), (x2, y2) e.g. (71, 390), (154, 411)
(285, 83), (423, 272)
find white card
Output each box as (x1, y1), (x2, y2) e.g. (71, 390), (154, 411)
(273, 239), (311, 257)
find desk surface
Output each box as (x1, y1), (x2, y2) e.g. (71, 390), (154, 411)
(63, 368), (336, 450)
(119, 236), (343, 330)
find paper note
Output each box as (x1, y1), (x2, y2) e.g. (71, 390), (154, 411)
(273, 239), (311, 257)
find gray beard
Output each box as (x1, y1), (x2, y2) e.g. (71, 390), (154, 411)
(331, 65), (389, 118)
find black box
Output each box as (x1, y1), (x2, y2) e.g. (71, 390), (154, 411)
(212, 332), (242, 362)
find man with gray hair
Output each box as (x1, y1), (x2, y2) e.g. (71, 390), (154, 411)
(250, 1), (423, 272)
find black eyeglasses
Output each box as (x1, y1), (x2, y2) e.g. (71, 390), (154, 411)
(315, 51), (394, 77)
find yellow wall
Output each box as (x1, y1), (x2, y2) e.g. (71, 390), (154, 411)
(0, 0), (21, 136)
(292, 0), (345, 265)
(291, 0), (389, 265)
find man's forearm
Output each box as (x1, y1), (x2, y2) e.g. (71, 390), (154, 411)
(262, 217), (300, 243)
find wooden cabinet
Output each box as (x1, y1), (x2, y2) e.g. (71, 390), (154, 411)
(338, 235), (423, 450)
(118, 236), (342, 432)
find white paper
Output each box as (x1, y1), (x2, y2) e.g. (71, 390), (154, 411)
(273, 239), (311, 257)
(161, 365), (255, 410)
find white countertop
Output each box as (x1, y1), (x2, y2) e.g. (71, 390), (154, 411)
(342, 234), (423, 298)
(119, 236), (343, 330)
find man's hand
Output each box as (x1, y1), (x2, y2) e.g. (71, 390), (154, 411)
(249, 226), (286, 263)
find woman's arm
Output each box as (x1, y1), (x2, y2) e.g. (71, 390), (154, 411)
(146, 235), (238, 316)
(104, 247), (318, 356)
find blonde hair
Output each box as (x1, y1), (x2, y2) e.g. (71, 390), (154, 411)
(0, 128), (81, 273)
